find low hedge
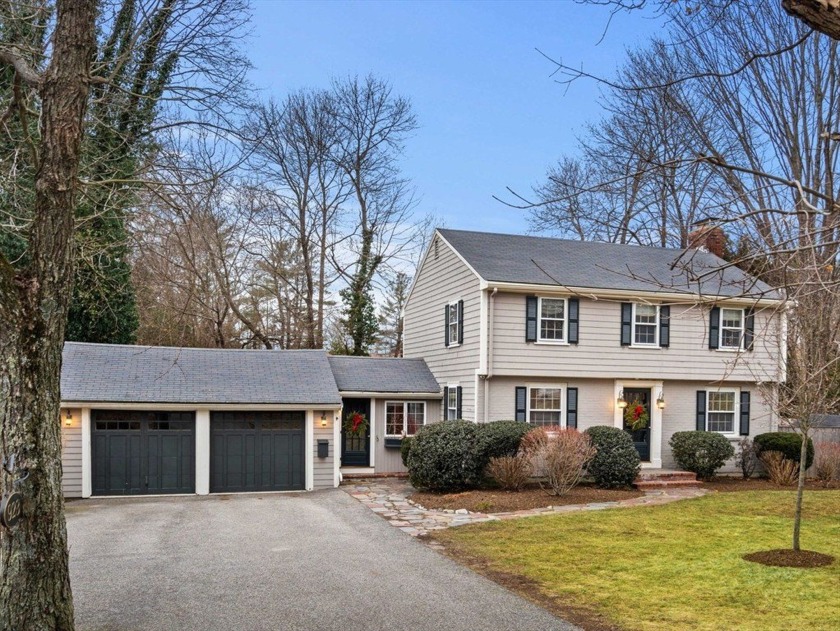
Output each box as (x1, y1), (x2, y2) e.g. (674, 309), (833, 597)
(754, 432), (814, 469)
(406, 420), (531, 491)
(670, 431), (735, 480)
(584, 426), (641, 488)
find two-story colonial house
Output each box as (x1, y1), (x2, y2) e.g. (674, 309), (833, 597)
(403, 228), (785, 470)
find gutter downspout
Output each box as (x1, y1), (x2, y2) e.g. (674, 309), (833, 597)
(484, 287), (498, 423)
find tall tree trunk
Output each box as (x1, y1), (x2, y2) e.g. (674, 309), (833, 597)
(0, 1), (98, 629)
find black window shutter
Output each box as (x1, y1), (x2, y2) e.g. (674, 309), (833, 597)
(444, 304), (450, 347)
(709, 307), (720, 349)
(744, 308), (754, 351)
(696, 391), (707, 431)
(515, 387), (527, 422)
(659, 305), (670, 348)
(443, 386), (449, 420)
(740, 391), (751, 436)
(458, 299), (464, 344)
(568, 298), (579, 344)
(566, 387), (578, 429)
(456, 386), (462, 419)
(620, 303), (632, 346)
(525, 296), (538, 342)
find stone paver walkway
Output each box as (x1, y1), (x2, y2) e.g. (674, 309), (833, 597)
(343, 478), (707, 538)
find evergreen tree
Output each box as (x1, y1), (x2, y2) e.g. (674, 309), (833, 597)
(376, 272), (409, 356)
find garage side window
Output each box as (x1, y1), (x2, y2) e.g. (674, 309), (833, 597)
(386, 401), (425, 437)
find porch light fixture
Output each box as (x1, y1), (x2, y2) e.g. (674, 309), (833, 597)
(616, 391), (628, 409)
(656, 393), (666, 410)
(320, 413), (328, 427)
(64, 410), (72, 426)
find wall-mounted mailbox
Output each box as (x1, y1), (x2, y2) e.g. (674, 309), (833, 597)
(383, 437), (403, 449)
(317, 440), (329, 459)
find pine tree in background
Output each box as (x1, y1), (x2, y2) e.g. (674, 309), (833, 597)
(376, 272), (409, 356)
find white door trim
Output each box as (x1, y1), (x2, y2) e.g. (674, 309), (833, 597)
(613, 380), (663, 469)
(81, 407), (92, 498)
(305, 409), (314, 491)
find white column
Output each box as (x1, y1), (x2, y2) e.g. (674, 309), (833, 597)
(650, 382), (664, 469)
(81, 408), (92, 498)
(333, 408), (341, 487)
(305, 409), (314, 491)
(195, 409), (210, 495)
(368, 398), (376, 469)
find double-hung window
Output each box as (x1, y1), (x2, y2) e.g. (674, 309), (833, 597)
(386, 401), (425, 436)
(448, 302), (460, 347)
(446, 387), (458, 420)
(538, 298), (567, 343)
(633, 304), (658, 346)
(720, 308), (744, 350)
(528, 387), (563, 426)
(706, 390), (737, 434)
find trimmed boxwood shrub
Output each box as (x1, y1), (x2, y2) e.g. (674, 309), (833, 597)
(754, 432), (814, 469)
(407, 420), (481, 491)
(406, 420), (531, 491)
(670, 431), (735, 480)
(475, 420), (531, 463)
(584, 426), (641, 488)
(400, 436), (413, 468)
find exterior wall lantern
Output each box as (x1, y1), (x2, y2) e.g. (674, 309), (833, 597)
(616, 391), (628, 409)
(320, 413), (328, 428)
(656, 393), (666, 410)
(64, 410), (72, 426)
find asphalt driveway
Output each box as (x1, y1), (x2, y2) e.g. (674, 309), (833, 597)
(67, 489), (575, 631)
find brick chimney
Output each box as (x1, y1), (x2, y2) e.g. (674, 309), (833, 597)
(688, 220), (727, 259)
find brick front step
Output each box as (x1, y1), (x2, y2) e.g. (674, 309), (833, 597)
(635, 479), (703, 490)
(635, 470), (702, 489)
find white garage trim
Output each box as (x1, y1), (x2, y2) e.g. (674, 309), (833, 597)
(81, 407), (92, 498)
(195, 409), (210, 495)
(305, 409), (314, 491)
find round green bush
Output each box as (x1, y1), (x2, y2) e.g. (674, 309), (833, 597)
(584, 425), (641, 488)
(400, 436), (413, 468)
(406, 420), (531, 491)
(475, 420), (531, 463)
(669, 431), (735, 480)
(753, 432), (814, 469)
(407, 420), (481, 491)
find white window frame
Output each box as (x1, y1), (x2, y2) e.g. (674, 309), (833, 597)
(719, 308), (745, 351)
(447, 301), (460, 348)
(385, 401), (426, 437)
(446, 384), (459, 420)
(631, 303), (659, 347)
(526, 384), (566, 427)
(705, 388), (739, 436)
(536, 297), (568, 344)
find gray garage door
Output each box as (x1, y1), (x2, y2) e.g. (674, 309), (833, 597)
(92, 411), (195, 496)
(210, 411), (305, 492)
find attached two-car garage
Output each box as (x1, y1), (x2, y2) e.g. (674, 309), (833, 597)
(91, 410), (306, 496)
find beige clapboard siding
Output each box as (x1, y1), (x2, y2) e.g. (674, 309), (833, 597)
(313, 410), (336, 489)
(61, 407), (83, 498)
(404, 235), (481, 420)
(491, 292), (782, 383)
(487, 376), (776, 472)
(372, 398), (441, 473)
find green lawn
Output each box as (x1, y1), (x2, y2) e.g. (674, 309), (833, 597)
(433, 491), (840, 630)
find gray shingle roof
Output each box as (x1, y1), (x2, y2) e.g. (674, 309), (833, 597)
(438, 229), (780, 299)
(327, 356), (441, 394)
(62, 343), (342, 405)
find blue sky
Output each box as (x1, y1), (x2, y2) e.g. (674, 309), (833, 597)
(248, 1), (662, 234)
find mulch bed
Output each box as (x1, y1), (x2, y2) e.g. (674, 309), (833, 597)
(704, 477), (840, 492)
(743, 548), (835, 568)
(410, 484), (643, 513)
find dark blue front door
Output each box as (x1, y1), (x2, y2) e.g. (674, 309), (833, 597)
(622, 388), (651, 462)
(341, 398), (371, 467)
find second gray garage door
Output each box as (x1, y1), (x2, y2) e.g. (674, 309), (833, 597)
(210, 411), (305, 492)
